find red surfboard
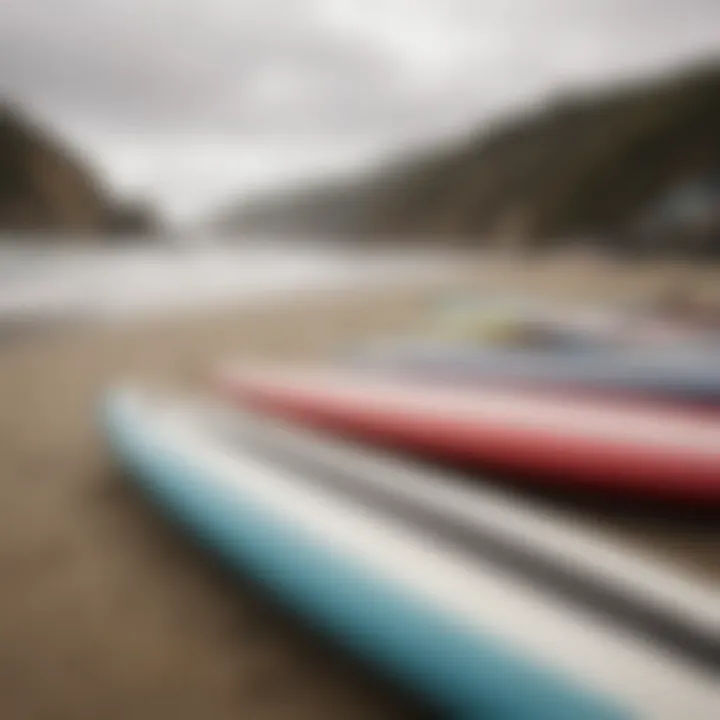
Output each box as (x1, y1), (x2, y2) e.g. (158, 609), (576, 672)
(217, 366), (720, 502)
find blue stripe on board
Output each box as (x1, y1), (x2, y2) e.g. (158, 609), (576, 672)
(102, 392), (630, 720)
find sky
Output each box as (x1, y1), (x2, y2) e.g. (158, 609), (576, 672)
(1, 0), (719, 223)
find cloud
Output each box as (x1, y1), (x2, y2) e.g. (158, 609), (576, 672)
(1, 0), (718, 219)
(0, 0), (414, 136)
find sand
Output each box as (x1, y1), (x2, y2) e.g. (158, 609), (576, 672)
(0, 256), (718, 720)
(0, 280), (451, 720)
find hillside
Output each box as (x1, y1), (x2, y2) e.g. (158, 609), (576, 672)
(376, 62), (720, 252)
(0, 104), (157, 236)
(218, 61), (720, 256)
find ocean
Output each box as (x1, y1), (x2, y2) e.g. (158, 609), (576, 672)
(0, 239), (450, 326)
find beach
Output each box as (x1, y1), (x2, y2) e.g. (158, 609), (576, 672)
(0, 252), (718, 719)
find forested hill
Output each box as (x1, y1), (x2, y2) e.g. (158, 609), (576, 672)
(218, 61), (720, 256)
(0, 104), (156, 236)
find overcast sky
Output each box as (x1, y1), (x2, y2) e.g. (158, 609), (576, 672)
(1, 0), (718, 223)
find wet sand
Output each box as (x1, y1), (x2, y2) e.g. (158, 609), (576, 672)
(0, 257), (718, 719)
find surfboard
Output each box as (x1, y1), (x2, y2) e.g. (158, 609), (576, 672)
(101, 386), (720, 719)
(349, 343), (720, 408)
(218, 366), (720, 501)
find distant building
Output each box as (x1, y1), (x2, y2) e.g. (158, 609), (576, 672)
(631, 174), (720, 256)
